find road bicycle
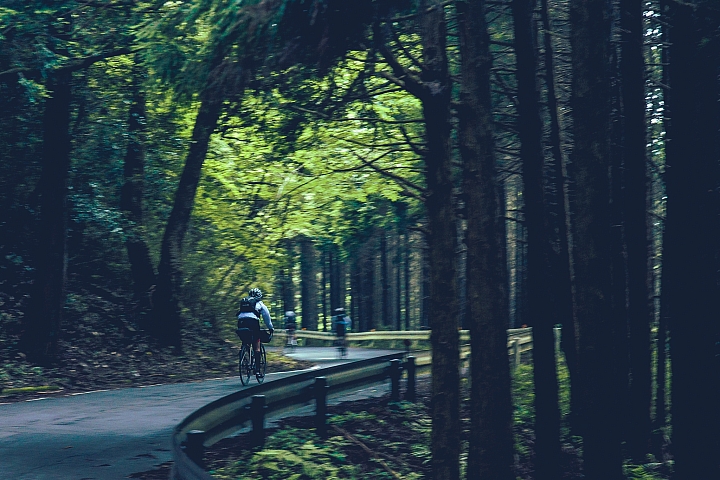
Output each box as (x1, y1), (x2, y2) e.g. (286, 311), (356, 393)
(334, 336), (348, 359)
(237, 328), (270, 385)
(284, 327), (297, 353)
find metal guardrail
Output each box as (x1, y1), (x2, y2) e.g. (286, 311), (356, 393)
(171, 352), (405, 480)
(280, 327), (533, 343)
(171, 328), (537, 480)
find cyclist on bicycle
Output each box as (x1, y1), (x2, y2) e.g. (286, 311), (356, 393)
(237, 288), (274, 375)
(332, 307), (351, 339)
(284, 310), (298, 347)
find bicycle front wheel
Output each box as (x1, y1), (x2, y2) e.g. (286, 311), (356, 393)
(239, 344), (252, 386)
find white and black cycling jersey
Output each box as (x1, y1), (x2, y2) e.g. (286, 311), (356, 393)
(237, 300), (274, 330)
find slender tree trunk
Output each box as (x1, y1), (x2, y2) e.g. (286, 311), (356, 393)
(540, 0), (581, 434)
(570, 0), (624, 477)
(665, 2), (720, 478)
(121, 60), (156, 309)
(322, 247), (328, 331)
(404, 229), (411, 330)
(610, 40), (630, 445)
(280, 239), (296, 313)
(151, 82), (225, 348)
(653, 3), (672, 440)
(300, 236), (319, 331)
(457, 1), (514, 478)
(511, 0), (560, 476)
(359, 242), (375, 332)
(395, 228), (402, 330)
(620, 0), (652, 460)
(380, 230), (391, 327)
(22, 69), (72, 361)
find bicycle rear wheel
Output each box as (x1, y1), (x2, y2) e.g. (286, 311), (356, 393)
(239, 344), (252, 386)
(256, 343), (267, 383)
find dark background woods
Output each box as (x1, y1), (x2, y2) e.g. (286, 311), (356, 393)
(1, 1), (718, 479)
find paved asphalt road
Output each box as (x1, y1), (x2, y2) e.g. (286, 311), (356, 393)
(0, 347), (399, 480)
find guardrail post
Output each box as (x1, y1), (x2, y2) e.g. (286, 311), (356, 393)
(389, 359), (402, 402)
(183, 429), (205, 468)
(512, 338), (520, 371)
(405, 356), (416, 402)
(314, 376), (329, 438)
(251, 394), (266, 448)
(554, 326), (561, 355)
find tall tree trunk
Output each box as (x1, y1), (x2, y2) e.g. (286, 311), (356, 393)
(665, 2), (720, 478)
(610, 40), (630, 445)
(653, 2), (672, 439)
(415, 2), (461, 478)
(320, 246), (332, 332)
(300, 236), (319, 331)
(541, 0), (581, 434)
(511, 0), (560, 476)
(570, 0), (624, 477)
(457, 0), (514, 478)
(282, 241), (296, 313)
(404, 229), (411, 330)
(121, 60), (156, 310)
(395, 227), (402, 330)
(421, 240), (430, 328)
(151, 81), (225, 348)
(620, 0), (652, 460)
(380, 230), (391, 327)
(22, 69), (72, 361)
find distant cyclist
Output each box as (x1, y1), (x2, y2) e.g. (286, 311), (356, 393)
(332, 307), (352, 338)
(237, 288), (274, 375)
(284, 310), (298, 348)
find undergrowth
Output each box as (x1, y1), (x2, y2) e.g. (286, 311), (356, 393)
(206, 358), (672, 479)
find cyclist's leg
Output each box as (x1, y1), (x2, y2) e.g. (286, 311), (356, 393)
(251, 337), (260, 372)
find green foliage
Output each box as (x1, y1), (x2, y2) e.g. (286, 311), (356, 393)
(211, 429), (359, 479)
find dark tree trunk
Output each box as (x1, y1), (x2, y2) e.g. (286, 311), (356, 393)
(415, 2), (461, 478)
(151, 84), (225, 348)
(457, 0), (514, 478)
(511, 0), (560, 476)
(22, 69), (72, 361)
(404, 229), (411, 330)
(121, 60), (156, 309)
(620, 0), (652, 460)
(395, 228), (402, 330)
(540, 0), (581, 435)
(300, 236), (319, 331)
(610, 40), (630, 444)
(322, 247), (328, 331)
(330, 245), (347, 310)
(653, 267), (669, 435)
(665, 2), (720, 478)
(350, 260), (358, 326)
(380, 231), (390, 327)
(421, 240), (430, 328)
(569, 0), (624, 477)
(653, 3), (672, 439)
(363, 244), (375, 331)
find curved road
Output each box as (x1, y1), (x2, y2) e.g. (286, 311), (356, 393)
(0, 347), (399, 480)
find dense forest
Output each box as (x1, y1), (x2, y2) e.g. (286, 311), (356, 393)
(1, 0), (719, 479)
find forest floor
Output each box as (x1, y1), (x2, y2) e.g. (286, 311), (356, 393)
(129, 367), (674, 480)
(0, 288), (312, 403)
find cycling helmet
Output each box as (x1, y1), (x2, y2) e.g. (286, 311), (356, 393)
(334, 307), (345, 314)
(249, 287), (263, 299)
